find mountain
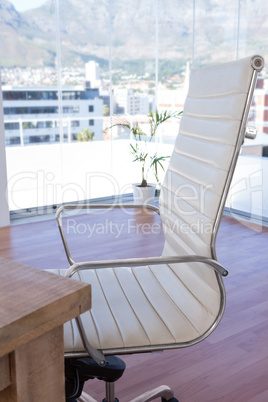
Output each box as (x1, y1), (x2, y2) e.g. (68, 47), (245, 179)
(20, 0), (193, 67)
(0, 0), (267, 71)
(0, 0), (57, 67)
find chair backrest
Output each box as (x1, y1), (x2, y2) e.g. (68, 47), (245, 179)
(160, 55), (263, 259)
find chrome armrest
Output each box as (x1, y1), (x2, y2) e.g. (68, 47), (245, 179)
(66, 255), (228, 278)
(56, 203), (228, 277)
(58, 204), (228, 367)
(68, 252), (228, 367)
(56, 203), (160, 265)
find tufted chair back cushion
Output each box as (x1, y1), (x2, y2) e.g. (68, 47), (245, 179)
(160, 56), (253, 259)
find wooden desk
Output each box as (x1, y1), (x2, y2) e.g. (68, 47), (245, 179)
(0, 257), (91, 401)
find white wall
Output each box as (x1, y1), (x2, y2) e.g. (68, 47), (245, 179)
(5, 139), (170, 211)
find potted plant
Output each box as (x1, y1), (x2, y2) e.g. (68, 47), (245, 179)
(111, 109), (182, 203)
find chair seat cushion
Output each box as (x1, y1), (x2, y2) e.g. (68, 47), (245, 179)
(49, 262), (221, 355)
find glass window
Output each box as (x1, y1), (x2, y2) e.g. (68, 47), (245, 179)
(194, 0), (238, 66)
(224, 0), (268, 223)
(62, 91), (83, 100)
(1, 0), (267, 224)
(71, 120), (80, 127)
(3, 91), (26, 101)
(63, 106), (80, 113)
(9, 137), (21, 145)
(29, 135), (50, 144)
(1, 2), (62, 212)
(26, 91), (58, 101)
(4, 122), (20, 130)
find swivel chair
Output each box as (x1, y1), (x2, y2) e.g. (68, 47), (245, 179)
(50, 55), (264, 401)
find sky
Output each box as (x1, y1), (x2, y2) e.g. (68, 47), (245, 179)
(9, 0), (47, 12)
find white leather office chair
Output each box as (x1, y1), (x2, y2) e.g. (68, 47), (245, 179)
(50, 55), (264, 402)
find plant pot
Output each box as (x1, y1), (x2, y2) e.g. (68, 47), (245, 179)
(132, 183), (156, 204)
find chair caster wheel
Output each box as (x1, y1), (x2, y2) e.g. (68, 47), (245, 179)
(162, 398), (179, 402)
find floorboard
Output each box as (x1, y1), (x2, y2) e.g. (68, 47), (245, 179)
(0, 212), (267, 401)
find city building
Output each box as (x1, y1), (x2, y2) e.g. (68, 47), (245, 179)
(99, 89), (114, 115)
(85, 60), (100, 88)
(2, 86), (103, 145)
(114, 89), (149, 115)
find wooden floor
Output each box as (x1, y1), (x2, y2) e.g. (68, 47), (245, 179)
(0, 210), (268, 402)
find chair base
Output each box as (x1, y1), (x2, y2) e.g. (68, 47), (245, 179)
(78, 385), (178, 402)
(65, 355), (178, 402)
